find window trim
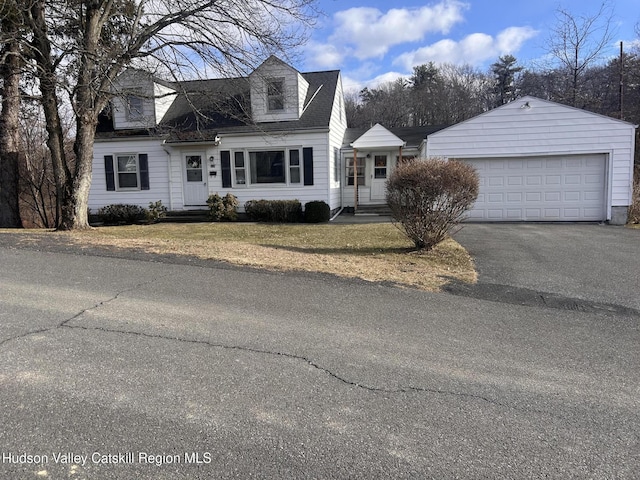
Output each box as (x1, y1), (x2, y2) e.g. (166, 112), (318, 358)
(126, 95), (144, 121)
(231, 147), (303, 187)
(374, 155), (388, 179)
(346, 156), (365, 186)
(184, 153), (204, 183)
(233, 151), (247, 186)
(266, 78), (285, 112)
(115, 153), (141, 190)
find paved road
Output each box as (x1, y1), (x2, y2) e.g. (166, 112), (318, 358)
(0, 228), (638, 479)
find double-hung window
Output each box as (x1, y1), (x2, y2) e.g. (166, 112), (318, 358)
(126, 95), (144, 120)
(289, 150), (301, 184)
(267, 78), (285, 111)
(116, 154), (139, 188)
(346, 157), (365, 186)
(234, 152), (246, 185)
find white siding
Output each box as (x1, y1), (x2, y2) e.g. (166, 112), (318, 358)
(154, 82), (177, 123)
(426, 96), (636, 213)
(167, 131), (331, 211)
(328, 73), (348, 211)
(90, 138), (171, 211)
(111, 71), (157, 130)
(249, 57), (308, 123)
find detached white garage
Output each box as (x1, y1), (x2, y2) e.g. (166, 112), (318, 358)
(425, 96), (637, 224)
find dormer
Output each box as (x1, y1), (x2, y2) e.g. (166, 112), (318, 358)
(249, 56), (309, 123)
(111, 69), (177, 130)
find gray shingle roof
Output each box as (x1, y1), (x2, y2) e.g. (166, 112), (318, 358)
(96, 70), (340, 142)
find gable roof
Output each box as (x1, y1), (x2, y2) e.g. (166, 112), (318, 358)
(96, 69), (341, 141)
(427, 95), (637, 139)
(351, 124), (405, 149)
(343, 125), (448, 149)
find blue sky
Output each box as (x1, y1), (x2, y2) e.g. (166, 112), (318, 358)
(297, 0), (639, 92)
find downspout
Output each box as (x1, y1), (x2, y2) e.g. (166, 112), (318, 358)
(329, 207), (344, 222)
(162, 140), (175, 210)
(330, 147), (344, 222)
(353, 147), (358, 212)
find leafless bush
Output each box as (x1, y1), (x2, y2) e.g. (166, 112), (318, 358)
(386, 158), (479, 250)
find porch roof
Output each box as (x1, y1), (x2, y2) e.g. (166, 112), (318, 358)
(350, 124), (404, 149)
(343, 124), (448, 150)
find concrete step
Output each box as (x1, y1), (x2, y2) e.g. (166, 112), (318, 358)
(354, 205), (392, 216)
(160, 210), (209, 223)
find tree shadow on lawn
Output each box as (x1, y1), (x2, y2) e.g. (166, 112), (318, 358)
(258, 244), (416, 256)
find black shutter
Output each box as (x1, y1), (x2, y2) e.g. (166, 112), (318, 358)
(303, 147), (313, 186)
(104, 155), (115, 191)
(139, 154), (149, 190)
(221, 150), (232, 188)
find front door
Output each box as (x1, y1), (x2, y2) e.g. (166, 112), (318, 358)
(370, 155), (388, 201)
(183, 154), (208, 205)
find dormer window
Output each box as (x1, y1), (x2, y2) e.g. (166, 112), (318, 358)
(127, 95), (144, 120)
(267, 78), (285, 111)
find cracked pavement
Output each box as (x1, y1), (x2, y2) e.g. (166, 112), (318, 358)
(0, 225), (639, 479)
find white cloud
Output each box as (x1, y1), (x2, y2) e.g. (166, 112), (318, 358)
(329, 1), (468, 60)
(393, 26), (538, 70)
(342, 71), (407, 93)
(304, 41), (347, 70)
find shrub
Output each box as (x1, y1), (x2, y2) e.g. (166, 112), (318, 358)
(386, 158), (479, 250)
(98, 204), (148, 225)
(146, 200), (167, 223)
(629, 165), (640, 224)
(207, 193), (238, 221)
(244, 199), (302, 223)
(304, 201), (331, 223)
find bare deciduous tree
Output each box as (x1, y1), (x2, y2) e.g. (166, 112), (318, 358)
(0, 0), (24, 227)
(22, 0), (318, 229)
(546, 1), (616, 107)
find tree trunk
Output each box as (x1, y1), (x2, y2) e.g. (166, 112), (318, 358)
(61, 118), (97, 230)
(0, 34), (23, 228)
(30, 0), (73, 229)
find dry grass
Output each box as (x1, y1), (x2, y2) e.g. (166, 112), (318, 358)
(2, 223), (477, 291)
(628, 165), (640, 225)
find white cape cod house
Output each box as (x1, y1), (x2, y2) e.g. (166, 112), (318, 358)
(91, 56), (348, 214)
(90, 57), (636, 224)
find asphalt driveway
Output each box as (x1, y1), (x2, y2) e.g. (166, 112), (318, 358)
(451, 223), (640, 311)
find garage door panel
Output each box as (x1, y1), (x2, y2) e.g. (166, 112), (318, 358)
(564, 191), (580, 201)
(461, 154), (605, 221)
(546, 159), (562, 168)
(564, 174), (581, 185)
(507, 176), (523, 185)
(584, 191), (602, 201)
(527, 159), (543, 168)
(545, 175), (561, 185)
(585, 174), (601, 184)
(506, 192), (522, 202)
(525, 192), (541, 201)
(526, 176), (542, 185)
(545, 192), (561, 201)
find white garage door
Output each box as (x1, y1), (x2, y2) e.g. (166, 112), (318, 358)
(460, 154), (606, 221)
